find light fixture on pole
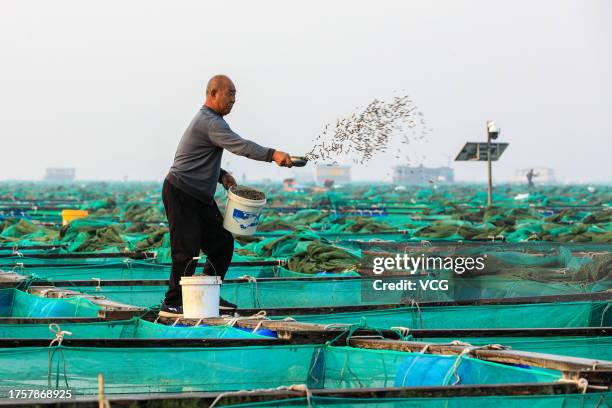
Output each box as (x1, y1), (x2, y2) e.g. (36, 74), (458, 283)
(455, 121), (508, 207)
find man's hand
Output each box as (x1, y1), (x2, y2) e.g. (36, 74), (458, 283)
(221, 173), (237, 190)
(272, 151), (293, 168)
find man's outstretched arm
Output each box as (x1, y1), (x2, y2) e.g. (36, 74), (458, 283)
(209, 121), (293, 167)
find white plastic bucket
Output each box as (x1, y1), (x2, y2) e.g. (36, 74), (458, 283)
(180, 275), (222, 318)
(223, 187), (266, 236)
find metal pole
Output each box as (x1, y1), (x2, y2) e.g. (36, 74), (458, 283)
(487, 131), (492, 207)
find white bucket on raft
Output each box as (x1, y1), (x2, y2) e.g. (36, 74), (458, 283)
(223, 186), (266, 236)
(180, 275), (222, 318)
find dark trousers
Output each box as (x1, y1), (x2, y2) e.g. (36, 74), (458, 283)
(162, 179), (234, 306)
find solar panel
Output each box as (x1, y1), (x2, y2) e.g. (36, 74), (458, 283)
(455, 142), (509, 161)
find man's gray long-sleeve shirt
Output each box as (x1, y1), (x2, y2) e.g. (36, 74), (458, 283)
(167, 106), (274, 203)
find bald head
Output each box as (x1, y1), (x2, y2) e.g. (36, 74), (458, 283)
(204, 75), (236, 116)
(206, 75), (233, 96)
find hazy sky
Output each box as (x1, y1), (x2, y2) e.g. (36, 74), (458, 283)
(1, 0), (610, 183)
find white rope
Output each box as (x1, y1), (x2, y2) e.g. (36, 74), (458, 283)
(419, 340), (474, 355)
(323, 323), (355, 330)
(225, 311), (269, 332)
(92, 277), (101, 291)
(49, 323), (73, 347)
(401, 298), (424, 328)
(238, 275), (260, 308)
(12, 263), (25, 273)
(143, 250), (154, 259)
(444, 347), (473, 385)
(448, 340), (473, 347)
(252, 320), (265, 334)
(600, 303), (611, 327)
(445, 343), (511, 385)
(208, 384), (312, 408)
(414, 341), (511, 385)
(48, 324), (72, 389)
(390, 326), (410, 338)
(483, 343), (509, 350)
(557, 378), (590, 394)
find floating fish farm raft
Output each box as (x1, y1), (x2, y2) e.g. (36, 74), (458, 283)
(0, 182), (610, 407)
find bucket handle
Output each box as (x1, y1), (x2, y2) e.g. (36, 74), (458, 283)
(184, 256), (219, 278)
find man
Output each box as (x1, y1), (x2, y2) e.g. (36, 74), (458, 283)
(160, 75), (293, 317)
(526, 169), (538, 190)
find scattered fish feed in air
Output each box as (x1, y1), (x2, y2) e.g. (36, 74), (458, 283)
(305, 93), (431, 165)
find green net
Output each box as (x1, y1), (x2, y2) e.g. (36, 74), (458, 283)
(358, 243), (611, 282)
(237, 232), (361, 273)
(67, 286), (164, 308)
(314, 346), (559, 388)
(224, 393), (612, 408)
(4, 261), (169, 280)
(442, 275), (611, 299)
(0, 288), (100, 318)
(0, 345), (560, 396)
(0, 255), (146, 267)
(359, 241), (612, 251)
(62, 276), (610, 309)
(417, 336), (612, 361)
(2, 183), (611, 250)
(1, 232), (610, 280)
(275, 301), (611, 329)
(6, 239), (608, 282)
(0, 317), (268, 339)
(0, 247), (64, 256)
(1, 182), (611, 402)
(4, 262), (359, 281)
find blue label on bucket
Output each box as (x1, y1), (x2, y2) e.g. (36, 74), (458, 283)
(232, 208), (261, 230)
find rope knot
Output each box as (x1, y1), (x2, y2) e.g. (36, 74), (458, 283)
(225, 310), (269, 332)
(449, 340), (473, 347)
(47, 324), (72, 389)
(49, 323), (72, 347)
(390, 326), (411, 339)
